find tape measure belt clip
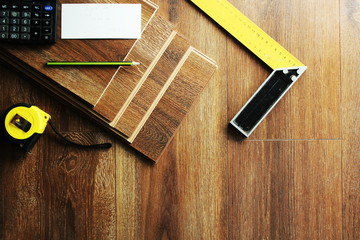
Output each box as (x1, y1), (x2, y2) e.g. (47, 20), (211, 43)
(11, 114), (32, 132)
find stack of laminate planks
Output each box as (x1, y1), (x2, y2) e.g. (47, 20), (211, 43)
(0, 0), (217, 162)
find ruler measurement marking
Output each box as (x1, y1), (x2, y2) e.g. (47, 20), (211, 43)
(192, 0), (304, 69)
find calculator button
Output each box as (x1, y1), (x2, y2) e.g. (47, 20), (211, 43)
(42, 35), (51, 41)
(31, 28), (40, 39)
(10, 19), (19, 25)
(1, 4), (8, 10)
(0, 18), (8, 24)
(10, 26), (19, 32)
(32, 12), (41, 18)
(1, 10), (8, 17)
(44, 5), (53, 11)
(0, 25), (8, 32)
(22, 12), (31, 18)
(9, 33), (19, 39)
(22, 5), (30, 11)
(10, 11), (20, 18)
(43, 13), (51, 19)
(21, 26), (30, 33)
(20, 33), (30, 40)
(32, 19), (40, 25)
(11, 5), (19, 10)
(43, 28), (51, 34)
(21, 19), (30, 25)
(43, 20), (51, 26)
(0, 32), (8, 39)
(32, 5), (41, 11)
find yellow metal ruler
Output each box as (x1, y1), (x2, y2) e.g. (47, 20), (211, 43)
(190, 0), (307, 137)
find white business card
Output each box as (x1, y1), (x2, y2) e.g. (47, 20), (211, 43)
(61, 4), (142, 39)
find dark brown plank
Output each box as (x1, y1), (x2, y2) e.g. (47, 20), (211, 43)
(0, 66), (44, 240)
(0, 65), (116, 239)
(340, 0), (360, 239)
(114, 33), (190, 138)
(93, 16), (174, 121)
(228, 140), (342, 239)
(131, 49), (217, 161)
(39, 132), (116, 240)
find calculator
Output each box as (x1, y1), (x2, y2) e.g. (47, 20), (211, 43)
(0, 0), (57, 43)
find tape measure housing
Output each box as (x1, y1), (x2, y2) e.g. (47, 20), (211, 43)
(2, 104), (50, 152)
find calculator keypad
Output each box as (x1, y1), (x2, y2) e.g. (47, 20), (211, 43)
(0, 1), (57, 43)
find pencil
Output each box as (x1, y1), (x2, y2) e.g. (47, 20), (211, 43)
(47, 61), (140, 66)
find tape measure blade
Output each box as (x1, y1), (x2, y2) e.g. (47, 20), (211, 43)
(190, 0), (305, 69)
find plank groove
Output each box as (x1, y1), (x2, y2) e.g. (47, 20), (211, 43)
(93, 16), (174, 121)
(131, 49), (217, 160)
(114, 33), (190, 138)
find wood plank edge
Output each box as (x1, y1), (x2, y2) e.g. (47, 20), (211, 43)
(142, 0), (159, 16)
(191, 47), (218, 68)
(130, 49), (218, 162)
(109, 31), (178, 127)
(126, 46), (195, 143)
(154, 52), (217, 162)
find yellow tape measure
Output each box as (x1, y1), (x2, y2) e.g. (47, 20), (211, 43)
(2, 104), (50, 152)
(1, 103), (112, 152)
(190, 0), (307, 137)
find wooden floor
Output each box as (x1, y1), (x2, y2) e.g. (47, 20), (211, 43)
(0, 0), (359, 239)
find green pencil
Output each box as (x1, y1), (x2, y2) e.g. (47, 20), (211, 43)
(47, 61), (140, 66)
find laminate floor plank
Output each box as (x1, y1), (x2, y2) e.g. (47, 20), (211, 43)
(131, 49), (217, 160)
(228, 140), (342, 239)
(93, 16), (174, 121)
(114, 33), (190, 138)
(39, 132), (116, 240)
(0, 68), (44, 239)
(340, 0), (360, 238)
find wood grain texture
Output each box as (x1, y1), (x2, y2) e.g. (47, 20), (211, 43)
(341, 0), (360, 239)
(93, 15), (174, 121)
(39, 133), (116, 240)
(228, 140), (342, 239)
(130, 49), (217, 160)
(0, 65), (116, 239)
(2, 0), (357, 239)
(114, 33), (190, 138)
